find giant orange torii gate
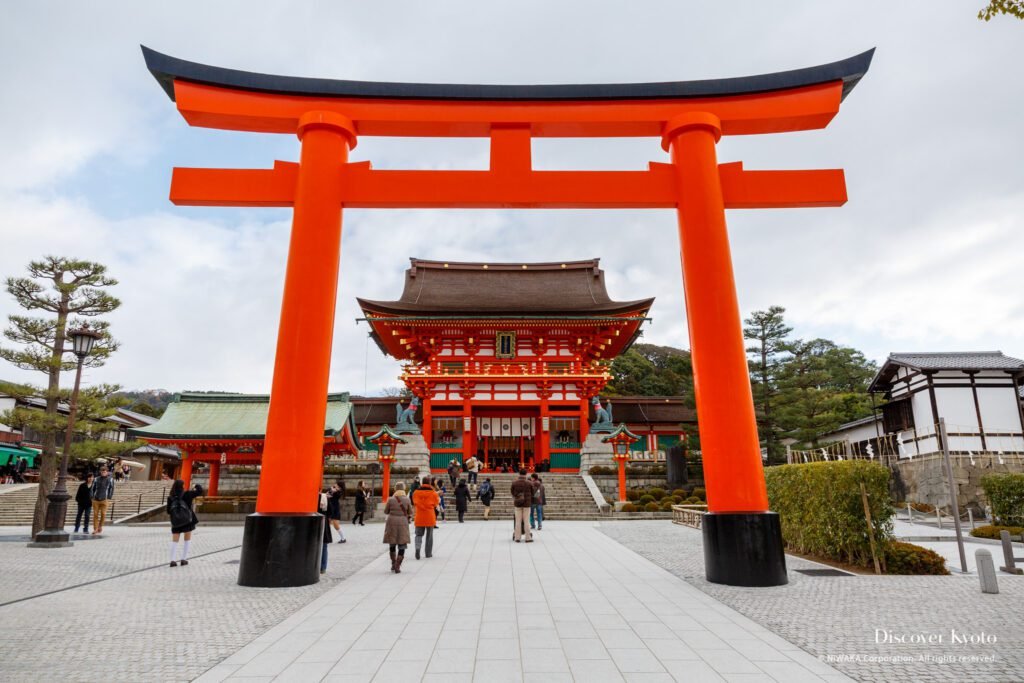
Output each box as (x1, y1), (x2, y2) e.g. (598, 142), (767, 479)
(143, 46), (872, 588)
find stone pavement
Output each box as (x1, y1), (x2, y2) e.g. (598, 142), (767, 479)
(197, 521), (850, 683)
(599, 521), (1024, 683)
(0, 523), (383, 682)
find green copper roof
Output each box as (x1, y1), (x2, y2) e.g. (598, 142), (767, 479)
(128, 392), (357, 441)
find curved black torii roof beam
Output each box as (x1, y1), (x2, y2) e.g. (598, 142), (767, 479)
(142, 45), (874, 104)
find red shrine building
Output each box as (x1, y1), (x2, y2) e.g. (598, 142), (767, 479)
(358, 258), (683, 473)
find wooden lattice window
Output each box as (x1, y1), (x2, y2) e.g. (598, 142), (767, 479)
(882, 398), (914, 433)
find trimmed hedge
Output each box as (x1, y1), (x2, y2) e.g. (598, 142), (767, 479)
(691, 487), (705, 501)
(884, 541), (949, 575)
(643, 502), (661, 512)
(970, 524), (1024, 540)
(660, 499), (675, 511)
(982, 473), (1024, 526)
(671, 489), (687, 498)
(766, 460), (893, 569)
(638, 494), (655, 505)
(620, 503), (638, 512)
(648, 487), (666, 501)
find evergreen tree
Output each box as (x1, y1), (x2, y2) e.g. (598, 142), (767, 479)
(0, 257), (121, 537)
(743, 306), (792, 463)
(605, 343), (694, 406)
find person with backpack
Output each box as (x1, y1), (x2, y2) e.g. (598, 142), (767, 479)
(454, 478), (471, 523)
(352, 480), (368, 526)
(318, 489), (333, 574)
(465, 455), (480, 489)
(411, 477), (440, 560)
(510, 469), (534, 543)
(478, 477), (495, 520)
(447, 460), (459, 488)
(326, 484), (347, 543)
(167, 480), (204, 567)
(530, 474), (546, 531)
(74, 473), (94, 534)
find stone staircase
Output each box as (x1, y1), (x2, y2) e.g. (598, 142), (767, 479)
(434, 473), (603, 521)
(0, 481), (172, 526)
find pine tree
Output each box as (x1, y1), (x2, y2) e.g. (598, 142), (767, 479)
(0, 257), (120, 537)
(743, 306), (792, 464)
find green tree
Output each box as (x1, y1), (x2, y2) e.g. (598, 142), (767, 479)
(0, 257), (121, 537)
(605, 343), (694, 406)
(978, 0), (1024, 20)
(774, 339), (876, 447)
(744, 306), (792, 464)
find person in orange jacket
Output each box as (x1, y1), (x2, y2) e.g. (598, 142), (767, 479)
(411, 476), (440, 560)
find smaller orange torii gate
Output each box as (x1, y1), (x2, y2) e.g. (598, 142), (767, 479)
(143, 46), (872, 587)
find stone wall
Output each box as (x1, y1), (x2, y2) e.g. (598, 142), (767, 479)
(590, 475), (671, 499)
(893, 455), (1024, 512)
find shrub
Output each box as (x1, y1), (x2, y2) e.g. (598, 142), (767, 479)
(638, 494), (655, 505)
(684, 496), (702, 504)
(588, 465), (614, 475)
(648, 487), (666, 501)
(672, 489), (687, 498)
(668, 495), (682, 504)
(883, 541), (949, 575)
(660, 499), (675, 511)
(909, 502), (934, 513)
(626, 490), (641, 502)
(643, 502), (661, 512)
(691, 487), (706, 500)
(766, 460), (893, 569)
(982, 473), (1024, 526)
(620, 503), (638, 512)
(970, 524), (1024, 540)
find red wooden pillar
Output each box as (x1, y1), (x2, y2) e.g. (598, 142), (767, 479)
(239, 111), (356, 587)
(616, 456), (628, 502)
(423, 397), (433, 447)
(579, 397), (590, 444)
(664, 112), (786, 586)
(538, 400), (550, 467)
(208, 461), (221, 497)
(462, 400), (473, 466)
(180, 452), (193, 489)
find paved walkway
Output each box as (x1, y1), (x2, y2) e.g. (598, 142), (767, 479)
(198, 522), (849, 683)
(600, 522), (1024, 683)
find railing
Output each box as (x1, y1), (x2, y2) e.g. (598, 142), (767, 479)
(403, 360), (607, 378)
(671, 504), (707, 529)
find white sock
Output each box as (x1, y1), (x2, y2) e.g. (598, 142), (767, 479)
(338, 528), (346, 541)
(169, 541), (178, 563)
(181, 540), (191, 561)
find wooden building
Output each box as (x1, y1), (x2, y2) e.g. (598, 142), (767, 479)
(358, 258), (693, 472)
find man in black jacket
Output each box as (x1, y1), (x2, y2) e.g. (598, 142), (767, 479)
(74, 473), (94, 534)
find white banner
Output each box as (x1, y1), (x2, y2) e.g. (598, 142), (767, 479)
(520, 417), (534, 436)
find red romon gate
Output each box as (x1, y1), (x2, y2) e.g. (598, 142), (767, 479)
(142, 46), (872, 588)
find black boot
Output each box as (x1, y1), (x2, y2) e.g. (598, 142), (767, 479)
(389, 549), (397, 573)
(395, 554), (404, 573)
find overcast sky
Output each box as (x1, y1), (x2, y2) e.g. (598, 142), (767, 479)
(0, 2), (1021, 396)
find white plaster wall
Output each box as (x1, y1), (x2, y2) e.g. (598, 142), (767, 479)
(976, 386), (1022, 433)
(934, 386), (981, 431)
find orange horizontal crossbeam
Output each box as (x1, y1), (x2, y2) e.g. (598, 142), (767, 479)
(174, 80), (844, 138)
(170, 160), (846, 209)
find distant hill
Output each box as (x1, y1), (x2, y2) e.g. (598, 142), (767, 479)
(113, 389), (173, 418)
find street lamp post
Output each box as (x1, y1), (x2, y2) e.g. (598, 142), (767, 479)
(29, 326), (101, 548)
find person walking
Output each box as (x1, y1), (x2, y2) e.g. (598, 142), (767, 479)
(478, 477), (495, 520)
(436, 481), (447, 524)
(383, 481), (413, 573)
(91, 465), (115, 534)
(411, 477), (440, 560)
(14, 456), (27, 483)
(447, 460), (459, 488)
(74, 473), (94, 534)
(167, 480), (203, 567)
(454, 478), (471, 523)
(530, 474), (546, 531)
(465, 455), (480, 489)
(510, 469), (534, 543)
(352, 480), (367, 526)
(408, 476), (420, 504)
(318, 489), (333, 574)
(327, 484), (347, 543)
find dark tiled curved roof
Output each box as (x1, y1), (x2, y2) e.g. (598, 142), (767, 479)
(358, 259), (653, 316)
(887, 352), (1024, 370)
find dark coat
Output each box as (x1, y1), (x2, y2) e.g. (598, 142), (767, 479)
(168, 488), (202, 534)
(75, 481), (92, 507)
(454, 483), (471, 512)
(511, 476), (533, 508)
(355, 488), (367, 512)
(478, 481), (495, 505)
(327, 489), (342, 520)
